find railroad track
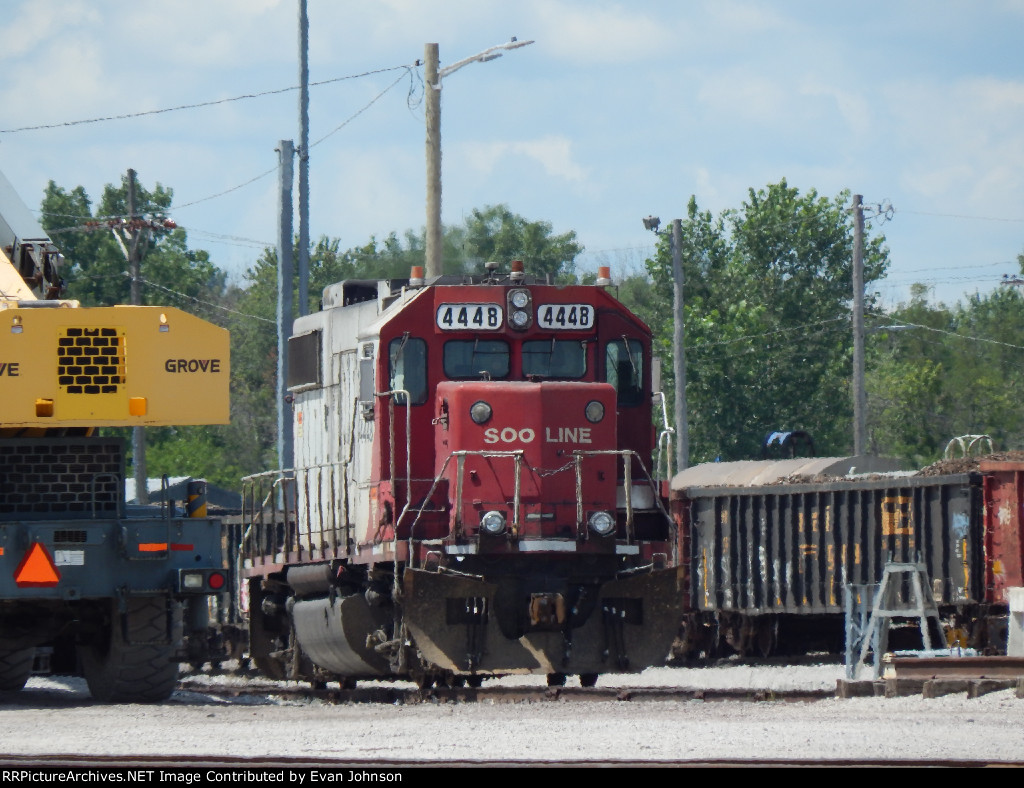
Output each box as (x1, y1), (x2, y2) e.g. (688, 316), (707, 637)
(175, 677), (833, 704)
(1, 753), (1021, 768)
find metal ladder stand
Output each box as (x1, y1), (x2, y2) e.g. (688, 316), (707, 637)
(846, 558), (946, 680)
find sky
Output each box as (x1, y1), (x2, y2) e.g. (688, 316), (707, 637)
(1, 0), (1023, 311)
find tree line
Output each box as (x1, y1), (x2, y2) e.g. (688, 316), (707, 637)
(39, 174), (1024, 489)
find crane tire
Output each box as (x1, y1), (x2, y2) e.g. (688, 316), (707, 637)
(0, 647), (34, 692)
(79, 596), (179, 703)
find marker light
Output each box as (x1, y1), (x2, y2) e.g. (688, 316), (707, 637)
(588, 511), (615, 537)
(585, 401), (605, 423)
(481, 510), (507, 535)
(470, 401), (493, 425)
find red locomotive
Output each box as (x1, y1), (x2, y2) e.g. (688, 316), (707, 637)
(241, 261), (683, 687)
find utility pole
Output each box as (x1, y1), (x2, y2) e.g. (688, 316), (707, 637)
(671, 218), (689, 473)
(852, 194), (867, 456)
(424, 39), (534, 278)
(424, 43), (442, 279)
(297, 0), (310, 316)
(277, 141), (295, 472)
(127, 169), (147, 504)
(643, 215), (688, 478)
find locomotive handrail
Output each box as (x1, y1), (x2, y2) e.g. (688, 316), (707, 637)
(404, 449), (526, 569)
(239, 469), (295, 564)
(652, 390), (675, 482)
(569, 448), (671, 540)
(378, 388), (412, 522)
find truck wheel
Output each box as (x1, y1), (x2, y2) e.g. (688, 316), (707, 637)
(0, 647), (34, 692)
(79, 597), (179, 703)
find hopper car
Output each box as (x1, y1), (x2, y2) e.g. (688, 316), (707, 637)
(668, 456), (1024, 659)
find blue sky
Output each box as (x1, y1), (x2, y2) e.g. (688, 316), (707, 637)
(1, 0), (1022, 309)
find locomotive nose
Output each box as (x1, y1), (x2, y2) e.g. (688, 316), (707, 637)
(435, 380), (618, 541)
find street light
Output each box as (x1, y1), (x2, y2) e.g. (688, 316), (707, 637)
(644, 216), (688, 478)
(424, 39), (534, 278)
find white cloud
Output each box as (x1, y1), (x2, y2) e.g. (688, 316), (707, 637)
(696, 68), (789, 123)
(887, 76), (1024, 212)
(0, 1), (100, 59)
(529, 0), (676, 63)
(799, 80), (873, 139)
(461, 136), (588, 182)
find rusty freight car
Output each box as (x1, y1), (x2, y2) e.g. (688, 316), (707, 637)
(668, 457), (1024, 660)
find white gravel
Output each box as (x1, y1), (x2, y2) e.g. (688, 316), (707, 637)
(2, 663), (1024, 764)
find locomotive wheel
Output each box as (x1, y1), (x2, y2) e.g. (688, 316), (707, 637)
(546, 672), (567, 687)
(466, 675), (484, 688)
(579, 673), (599, 688)
(253, 656), (288, 681)
(78, 597), (179, 703)
(0, 647), (35, 692)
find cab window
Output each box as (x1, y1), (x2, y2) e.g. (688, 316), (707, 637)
(605, 339), (644, 405)
(388, 336), (427, 405)
(443, 340), (510, 379)
(523, 339), (587, 379)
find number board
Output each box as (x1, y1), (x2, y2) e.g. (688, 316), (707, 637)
(536, 304), (595, 330)
(436, 303), (504, 331)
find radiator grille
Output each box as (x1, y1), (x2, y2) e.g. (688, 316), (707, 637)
(57, 327), (126, 395)
(0, 439), (123, 519)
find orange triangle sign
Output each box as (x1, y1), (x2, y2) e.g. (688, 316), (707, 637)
(14, 542), (61, 587)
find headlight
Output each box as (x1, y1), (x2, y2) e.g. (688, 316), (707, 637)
(507, 289), (532, 330)
(588, 511), (615, 537)
(481, 510), (507, 535)
(585, 401), (605, 423)
(470, 401), (492, 424)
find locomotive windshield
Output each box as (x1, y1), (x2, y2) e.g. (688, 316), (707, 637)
(605, 338), (644, 405)
(443, 339), (510, 379)
(522, 339), (587, 379)
(388, 335), (428, 404)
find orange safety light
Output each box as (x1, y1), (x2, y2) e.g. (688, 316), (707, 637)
(14, 543), (61, 588)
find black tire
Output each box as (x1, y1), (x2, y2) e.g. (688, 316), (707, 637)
(0, 647), (34, 692)
(78, 597), (179, 703)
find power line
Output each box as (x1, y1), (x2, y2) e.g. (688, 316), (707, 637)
(0, 65), (414, 134)
(173, 70), (414, 212)
(895, 208), (1024, 224)
(135, 276), (274, 325)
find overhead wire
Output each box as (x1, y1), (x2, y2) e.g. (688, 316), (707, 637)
(172, 67), (415, 212)
(0, 65), (414, 134)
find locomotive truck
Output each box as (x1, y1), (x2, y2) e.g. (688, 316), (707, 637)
(241, 261), (684, 688)
(0, 169), (230, 701)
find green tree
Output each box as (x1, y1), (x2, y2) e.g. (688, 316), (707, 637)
(463, 204), (583, 282)
(41, 175), (226, 309)
(644, 180), (890, 462)
(38, 175), (240, 489)
(867, 278), (1024, 464)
